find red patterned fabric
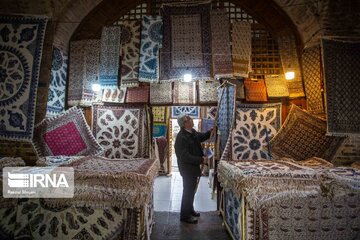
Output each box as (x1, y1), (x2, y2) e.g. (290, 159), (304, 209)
(244, 79), (268, 102)
(126, 85), (150, 103)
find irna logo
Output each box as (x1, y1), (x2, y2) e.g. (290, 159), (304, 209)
(7, 172), (69, 188)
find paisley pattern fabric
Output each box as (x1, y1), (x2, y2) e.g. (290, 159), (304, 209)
(139, 15), (163, 82)
(33, 107), (103, 157)
(198, 81), (220, 104)
(160, 2), (211, 81)
(173, 82), (197, 104)
(0, 16), (47, 141)
(171, 106), (200, 118)
(68, 39), (101, 106)
(120, 20), (141, 87)
(224, 189), (241, 240)
(101, 87), (127, 103)
(92, 105), (148, 159)
(152, 106), (167, 123)
(46, 46), (68, 117)
(150, 82), (173, 104)
(99, 26), (121, 87)
(322, 39), (360, 135)
(264, 74), (289, 98)
(232, 21), (252, 77)
(232, 103), (282, 160)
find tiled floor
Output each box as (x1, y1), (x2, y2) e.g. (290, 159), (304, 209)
(153, 171), (217, 212)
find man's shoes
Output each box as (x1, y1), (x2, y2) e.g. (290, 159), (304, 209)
(191, 211), (200, 217)
(180, 216), (198, 224)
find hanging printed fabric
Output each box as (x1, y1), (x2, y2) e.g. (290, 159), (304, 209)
(153, 123), (167, 138)
(46, 46), (68, 117)
(171, 106), (200, 118)
(232, 21), (252, 77)
(102, 87), (127, 103)
(139, 15), (163, 82)
(264, 74), (289, 98)
(277, 33), (305, 98)
(120, 20), (141, 87)
(198, 81), (220, 104)
(173, 82), (197, 104)
(203, 106), (217, 120)
(150, 82), (173, 104)
(0, 16), (47, 142)
(226, 78), (246, 100)
(244, 79), (268, 101)
(210, 9), (233, 79)
(160, 2), (212, 81)
(152, 106), (167, 123)
(99, 26), (121, 88)
(68, 39), (100, 107)
(125, 85), (150, 103)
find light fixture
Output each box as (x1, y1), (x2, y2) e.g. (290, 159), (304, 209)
(92, 83), (101, 92)
(183, 73), (192, 82)
(285, 71), (295, 80)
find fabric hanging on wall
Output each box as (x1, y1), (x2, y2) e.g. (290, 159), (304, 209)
(92, 105), (148, 159)
(139, 15), (163, 82)
(160, 2), (212, 81)
(203, 106), (218, 120)
(231, 103), (282, 160)
(154, 136), (168, 174)
(171, 106), (200, 118)
(302, 45), (324, 113)
(322, 39), (360, 135)
(0, 16), (47, 142)
(198, 81), (220, 104)
(201, 118), (215, 142)
(99, 26), (121, 88)
(173, 82), (197, 104)
(120, 20), (141, 87)
(125, 85), (150, 103)
(210, 9), (233, 78)
(277, 34), (305, 98)
(153, 123), (167, 138)
(101, 87), (127, 103)
(152, 106), (167, 123)
(46, 46), (68, 117)
(68, 39), (101, 107)
(225, 78), (246, 99)
(232, 21), (252, 77)
(244, 79), (268, 101)
(150, 82), (172, 104)
(264, 74), (290, 98)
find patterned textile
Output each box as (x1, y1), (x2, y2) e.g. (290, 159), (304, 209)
(322, 39), (360, 135)
(68, 39), (101, 106)
(0, 157), (25, 167)
(36, 155), (84, 166)
(160, 2), (211, 81)
(46, 46), (68, 117)
(352, 161), (360, 170)
(264, 74), (289, 98)
(0, 140), (37, 165)
(198, 81), (220, 104)
(302, 45), (324, 113)
(224, 189), (241, 240)
(92, 105), (148, 159)
(150, 83), (173, 104)
(173, 82), (197, 104)
(296, 157), (334, 169)
(152, 106), (167, 123)
(125, 85), (149, 103)
(277, 34), (305, 98)
(99, 26), (121, 87)
(210, 9), (233, 78)
(202, 118), (215, 142)
(0, 16), (47, 142)
(244, 79), (268, 101)
(270, 105), (345, 161)
(154, 136), (168, 174)
(226, 78), (246, 99)
(153, 123), (167, 138)
(232, 103), (282, 160)
(120, 20), (141, 87)
(232, 21), (252, 77)
(171, 106), (200, 118)
(319, 167), (360, 194)
(204, 106), (217, 120)
(33, 107), (103, 157)
(101, 87), (127, 103)
(139, 15), (163, 82)
(217, 84), (236, 152)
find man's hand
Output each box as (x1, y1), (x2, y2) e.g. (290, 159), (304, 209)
(202, 156), (209, 165)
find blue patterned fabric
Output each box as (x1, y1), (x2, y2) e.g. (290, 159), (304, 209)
(0, 16), (47, 141)
(46, 46), (68, 117)
(139, 15), (163, 82)
(224, 189), (241, 240)
(202, 118), (214, 142)
(216, 84), (236, 152)
(153, 124), (167, 138)
(171, 106), (200, 118)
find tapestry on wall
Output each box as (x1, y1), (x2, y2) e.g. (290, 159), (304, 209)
(202, 118), (215, 142)
(232, 103), (282, 160)
(171, 106), (200, 118)
(102, 87), (127, 103)
(302, 45), (324, 113)
(33, 107), (103, 157)
(150, 82), (172, 104)
(160, 2), (211, 81)
(46, 47), (68, 117)
(322, 39), (360, 135)
(277, 34), (305, 98)
(152, 106), (167, 123)
(198, 81), (220, 104)
(232, 21), (252, 77)
(99, 26), (121, 88)
(226, 78), (245, 100)
(210, 9), (233, 78)
(0, 16), (47, 142)
(264, 75), (289, 98)
(153, 123), (167, 138)
(203, 106), (217, 120)
(244, 79), (268, 102)
(270, 105), (345, 161)
(139, 15), (163, 82)
(126, 85), (149, 103)
(154, 136), (168, 174)
(217, 84), (236, 152)
(173, 82), (197, 104)
(92, 105), (148, 159)
(68, 39), (101, 106)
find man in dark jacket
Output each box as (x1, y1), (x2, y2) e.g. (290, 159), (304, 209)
(175, 114), (212, 224)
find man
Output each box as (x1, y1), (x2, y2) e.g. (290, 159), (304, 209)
(174, 115), (212, 224)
